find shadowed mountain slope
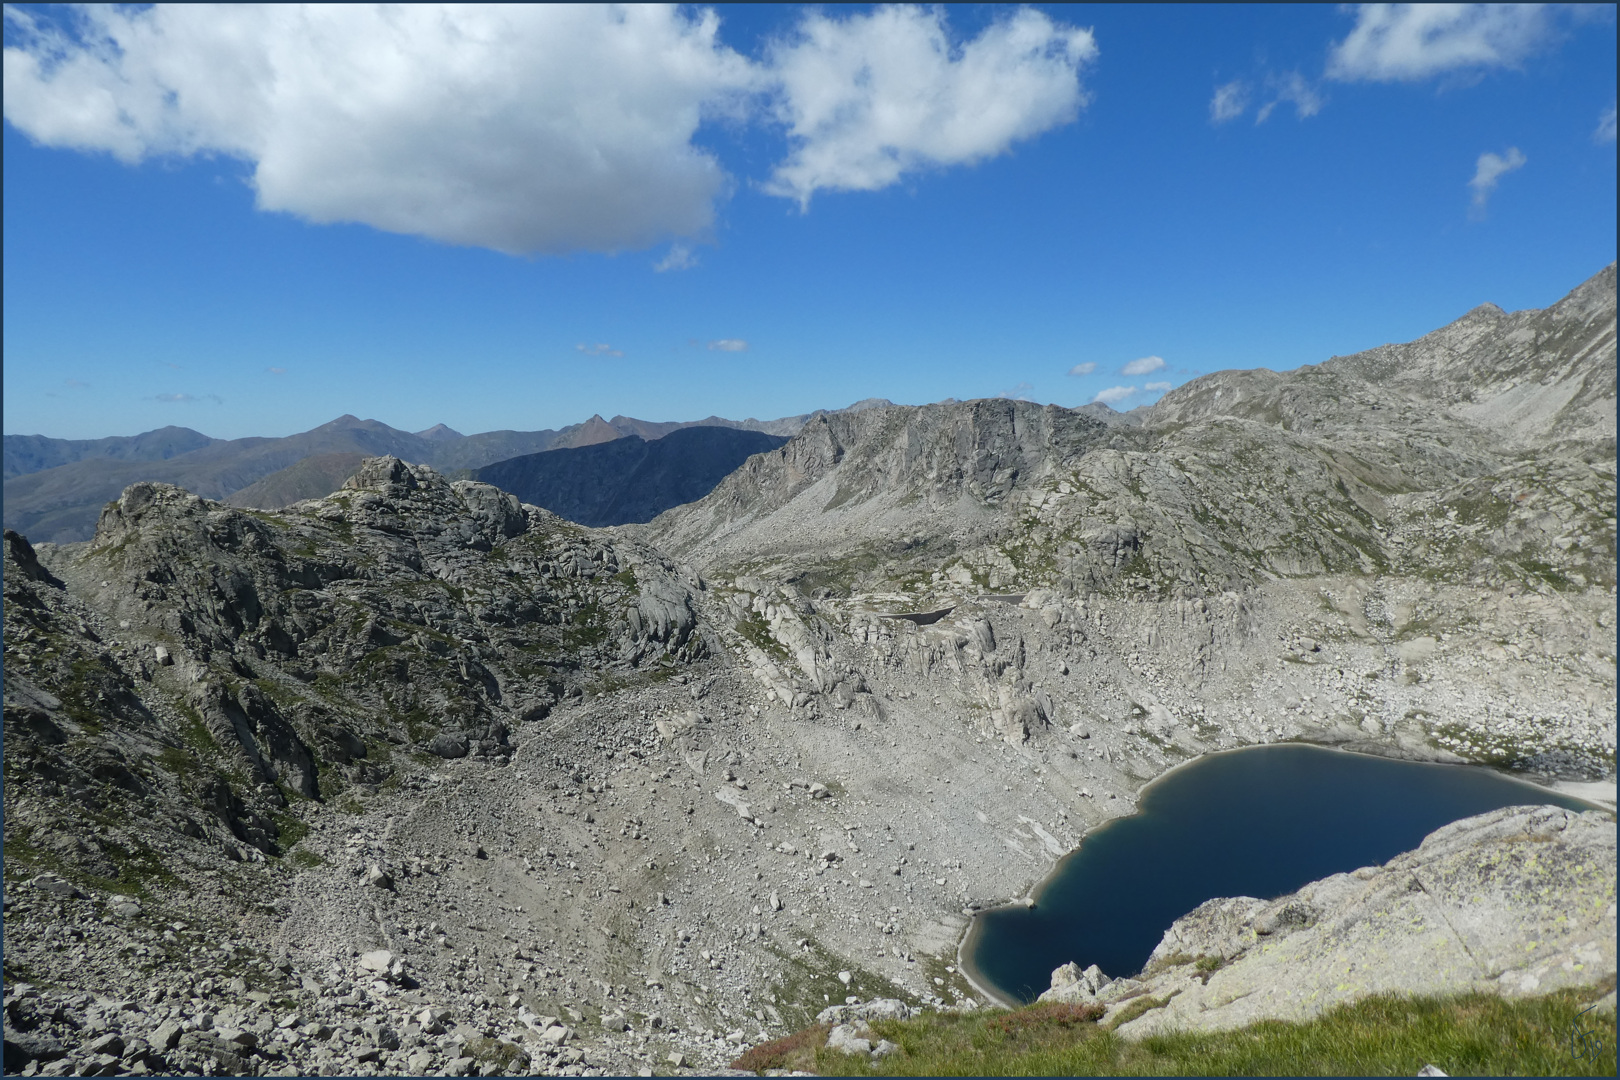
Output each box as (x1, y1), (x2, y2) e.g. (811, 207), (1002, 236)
(475, 426), (790, 527)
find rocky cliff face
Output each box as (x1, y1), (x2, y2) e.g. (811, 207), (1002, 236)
(2, 267), (1614, 1076)
(644, 266), (1614, 764)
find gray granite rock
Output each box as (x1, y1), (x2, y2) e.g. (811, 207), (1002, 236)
(1108, 805), (1617, 1039)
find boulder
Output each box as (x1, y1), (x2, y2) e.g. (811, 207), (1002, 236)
(357, 949), (408, 984)
(1038, 962), (1111, 1004)
(29, 874), (83, 900)
(86, 1033), (124, 1057)
(816, 998), (913, 1025)
(4, 1025), (65, 1069)
(108, 896), (143, 918)
(427, 733), (469, 759)
(825, 1024), (872, 1055)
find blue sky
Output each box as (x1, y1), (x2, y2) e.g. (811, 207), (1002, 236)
(3, 3), (1615, 440)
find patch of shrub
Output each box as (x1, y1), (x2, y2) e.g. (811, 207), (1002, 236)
(987, 1002), (1105, 1037)
(730, 1023), (831, 1074)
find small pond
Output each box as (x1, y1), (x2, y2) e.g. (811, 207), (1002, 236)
(963, 743), (1599, 1004)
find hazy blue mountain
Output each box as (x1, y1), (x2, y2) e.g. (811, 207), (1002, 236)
(3, 426), (219, 479)
(2, 404), (863, 542)
(3, 416), (432, 543)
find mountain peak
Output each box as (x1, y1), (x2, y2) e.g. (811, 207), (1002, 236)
(415, 423), (465, 442)
(565, 414), (624, 448)
(844, 397), (895, 412)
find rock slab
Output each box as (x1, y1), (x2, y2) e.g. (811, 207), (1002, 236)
(1082, 805), (1617, 1038)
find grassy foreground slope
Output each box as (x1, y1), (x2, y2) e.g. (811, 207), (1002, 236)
(734, 980), (1617, 1076)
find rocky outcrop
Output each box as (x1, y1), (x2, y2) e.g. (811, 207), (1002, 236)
(1037, 805), (1617, 1037)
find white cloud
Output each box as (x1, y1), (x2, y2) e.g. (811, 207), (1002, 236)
(577, 343), (624, 358)
(1597, 101), (1618, 144)
(1067, 361), (1097, 376)
(155, 392), (222, 404)
(998, 381), (1036, 402)
(64, 378), (90, 389)
(1468, 147), (1526, 218)
(1210, 80), (1249, 124)
(1256, 72), (1323, 123)
(654, 244), (699, 273)
(266, 366), (286, 374)
(2, 5), (752, 256)
(3, 4), (1101, 253)
(1093, 385), (1137, 405)
(763, 6), (1097, 207)
(1144, 380), (1173, 392)
(707, 339), (748, 352)
(1327, 4), (1553, 83)
(1121, 355), (1166, 376)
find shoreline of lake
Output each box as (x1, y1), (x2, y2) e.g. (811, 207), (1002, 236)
(954, 740), (1615, 1008)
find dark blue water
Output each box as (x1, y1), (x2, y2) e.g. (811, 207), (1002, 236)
(965, 744), (1597, 1004)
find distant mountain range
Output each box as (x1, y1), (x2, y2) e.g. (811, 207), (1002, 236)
(2, 426), (220, 479)
(2, 402), (893, 543)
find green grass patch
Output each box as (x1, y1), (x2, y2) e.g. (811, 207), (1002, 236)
(1514, 558), (1578, 592)
(156, 743), (198, 778)
(783, 548), (886, 597)
(270, 810), (310, 851)
(2, 831), (178, 902)
(735, 613), (792, 666)
(919, 954), (979, 1005)
(171, 701), (218, 753)
(734, 982), (1617, 1076)
(287, 848), (326, 869)
(466, 1036), (529, 1072)
(765, 939), (919, 1033)
(239, 509), (290, 529)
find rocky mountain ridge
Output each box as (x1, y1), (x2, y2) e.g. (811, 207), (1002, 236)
(3, 266), (1615, 1076)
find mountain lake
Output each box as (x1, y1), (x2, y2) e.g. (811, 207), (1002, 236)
(962, 742), (1600, 1005)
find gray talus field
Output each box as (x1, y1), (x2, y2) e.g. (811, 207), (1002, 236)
(2, 265), (1614, 1077)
